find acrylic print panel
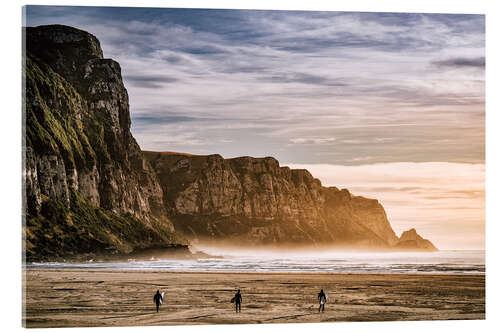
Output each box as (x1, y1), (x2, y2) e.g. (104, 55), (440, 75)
(22, 5), (485, 328)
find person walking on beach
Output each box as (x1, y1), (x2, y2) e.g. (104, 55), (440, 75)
(153, 290), (163, 313)
(318, 289), (326, 312)
(234, 289), (242, 313)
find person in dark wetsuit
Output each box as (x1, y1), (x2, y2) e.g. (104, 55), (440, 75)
(318, 289), (326, 312)
(234, 289), (242, 313)
(153, 290), (163, 313)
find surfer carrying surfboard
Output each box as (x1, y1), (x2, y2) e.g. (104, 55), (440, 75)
(233, 289), (242, 313)
(318, 289), (327, 312)
(153, 290), (163, 313)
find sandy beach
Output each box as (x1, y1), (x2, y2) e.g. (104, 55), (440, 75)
(23, 269), (485, 328)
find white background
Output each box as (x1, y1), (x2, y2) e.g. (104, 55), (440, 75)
(1, 0), (498, 332)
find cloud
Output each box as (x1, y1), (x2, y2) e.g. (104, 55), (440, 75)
(132, 114), (201, 124)
(149, 132), (206, 146)
(433, 57), (485, 68)
(260, 72), (349, 86)
(131, 111), (241, 128)
(123, 74), (179, 88)
(289, 137), (336, 145)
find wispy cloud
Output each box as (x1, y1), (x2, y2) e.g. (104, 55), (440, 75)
(260, 72), (349, 86)
(433, 56), (485, 68)
(289, 137), (336, 145)
(123, 74), (179, 88)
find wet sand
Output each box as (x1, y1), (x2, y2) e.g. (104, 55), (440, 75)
(23, 269), (485, 328)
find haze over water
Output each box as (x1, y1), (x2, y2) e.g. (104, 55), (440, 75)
(28, 249), (484, 275)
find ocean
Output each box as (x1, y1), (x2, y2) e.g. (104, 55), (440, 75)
(27, 250), (484, 274)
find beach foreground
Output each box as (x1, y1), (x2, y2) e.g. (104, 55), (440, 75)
(23, 269), (485, 328)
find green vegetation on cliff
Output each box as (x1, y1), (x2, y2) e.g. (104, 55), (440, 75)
(24, 53), (182, 260)
(25, 55), (95, 170)
(24, 25), (184, 261)
(25, 190), (181, 261)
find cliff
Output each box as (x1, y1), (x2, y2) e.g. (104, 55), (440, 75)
(23, 25), (187, 261)
(144, 152), (425, 249)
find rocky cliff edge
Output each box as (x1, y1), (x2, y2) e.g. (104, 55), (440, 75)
(23, 25), (187, 261)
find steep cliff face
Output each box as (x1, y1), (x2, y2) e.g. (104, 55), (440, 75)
(144, 152), (407, 249)
(23, 25), (185, 261)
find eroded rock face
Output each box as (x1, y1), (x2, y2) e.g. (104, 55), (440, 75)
(24, 25), (181, 260)
(144, 152), (405, 248)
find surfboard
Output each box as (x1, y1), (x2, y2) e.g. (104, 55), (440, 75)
(320, 293), (327, 304)
(160, 292), (165, 305)
(230, 296), (235, 303)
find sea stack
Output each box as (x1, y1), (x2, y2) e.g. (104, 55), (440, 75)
(394, 229), (438, 252)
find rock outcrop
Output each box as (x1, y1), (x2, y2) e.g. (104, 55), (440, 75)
(23, 25), (186, 261)
(394, 229), (438, 252)
(144, 152), (429, 250)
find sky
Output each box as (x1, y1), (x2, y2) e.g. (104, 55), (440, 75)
(25, 6), (485, 249)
